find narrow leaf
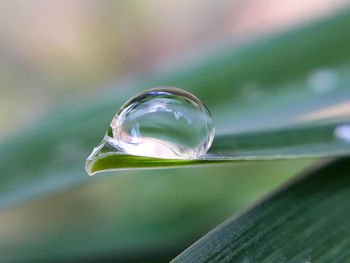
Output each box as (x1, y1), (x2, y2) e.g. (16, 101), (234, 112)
(87, 121), (350, 174)
(172, 158), (350, 262)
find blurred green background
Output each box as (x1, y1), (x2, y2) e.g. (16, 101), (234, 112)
(0, 0), (349, 262)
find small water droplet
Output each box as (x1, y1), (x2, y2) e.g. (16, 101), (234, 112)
(241, 81), (264, 102)
(334, 124), (350, 142)
(86, 87), (215, 175)
(308, 68), (339, 93)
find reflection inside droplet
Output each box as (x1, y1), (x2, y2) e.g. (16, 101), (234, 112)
(86, 87), (215, 175)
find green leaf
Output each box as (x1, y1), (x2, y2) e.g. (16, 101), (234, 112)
(87, 121), (350, 175)
(172, 157), (350, 262)
(1, 10), (350, 211)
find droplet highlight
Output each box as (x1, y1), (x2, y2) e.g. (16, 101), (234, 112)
(86, 87), (215, 175)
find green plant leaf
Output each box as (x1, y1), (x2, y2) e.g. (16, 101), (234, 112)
(1, 10), (350, 211)
(172, 157), (350, 262)
(87, 121), (350, 175)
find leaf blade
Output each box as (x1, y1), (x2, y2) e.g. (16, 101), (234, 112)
(172, 158), (350, 262)
(87, 121), (350, 174)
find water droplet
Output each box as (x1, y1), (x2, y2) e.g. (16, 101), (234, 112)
(86, 87), (215, 175)
(334, 124), (350, 142)
(241, 81), (264, 102)
(308, 68), (339, 93)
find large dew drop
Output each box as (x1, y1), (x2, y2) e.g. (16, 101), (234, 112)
(107, 87), (214, 159)
(86, 87), (215, 174)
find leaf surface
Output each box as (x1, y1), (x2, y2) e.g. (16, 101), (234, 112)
(87, 121), (350, 174)
(173, 157), (350, 262)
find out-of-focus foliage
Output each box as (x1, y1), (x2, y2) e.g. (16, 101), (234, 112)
(0, 0), (348, 139)
(0, 160), (311, 262)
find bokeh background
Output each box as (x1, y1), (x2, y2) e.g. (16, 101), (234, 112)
(0, 0), (349, 262)
(1, 0), (349, 140)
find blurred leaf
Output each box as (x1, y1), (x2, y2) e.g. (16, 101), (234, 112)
(0, 10), (350, 211)
(172, 157), (350, 262)
(0, 160), (312, 262)
(87, 121), (350, 174)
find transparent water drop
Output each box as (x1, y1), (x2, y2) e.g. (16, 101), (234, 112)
(334, 124), (350, 142)
(308, 68), (339, 93)
(241, 81), (264, 102)
(86, 87), (215, 175)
